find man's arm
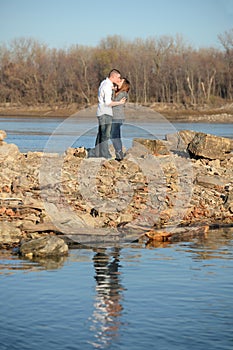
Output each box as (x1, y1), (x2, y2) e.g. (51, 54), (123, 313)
(102, 84), (126, 107)
(108, 97), (127, 107)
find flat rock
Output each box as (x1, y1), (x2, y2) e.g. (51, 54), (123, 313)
(195, 174), (228, 188)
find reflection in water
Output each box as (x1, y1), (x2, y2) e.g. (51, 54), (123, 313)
(183, 227), (233, 261)
(145, 227), (233, 260)
(30, 254), (68, 269)
(0, 250), (68, 274)
(0, 228), (233, 350)
(89, 247), (125, 348)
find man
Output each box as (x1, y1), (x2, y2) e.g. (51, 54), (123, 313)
(95, 69), (127, 158)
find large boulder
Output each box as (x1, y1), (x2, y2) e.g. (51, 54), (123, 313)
(188, 132), (233, 159)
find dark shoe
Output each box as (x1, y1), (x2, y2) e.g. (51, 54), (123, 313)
(115, 151), (124, 161)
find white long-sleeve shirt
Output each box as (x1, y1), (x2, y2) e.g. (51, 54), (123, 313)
(96, 77), (113, 117)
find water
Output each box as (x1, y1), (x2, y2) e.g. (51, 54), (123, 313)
(0, 228), (233, 350)
(1, 116), (232, 152)
(0, 116), (233, 349)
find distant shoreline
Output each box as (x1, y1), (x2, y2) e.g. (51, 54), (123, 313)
(0, 102), (232, 123)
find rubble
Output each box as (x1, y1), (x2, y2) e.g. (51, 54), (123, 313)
(0, 129), (232, 253)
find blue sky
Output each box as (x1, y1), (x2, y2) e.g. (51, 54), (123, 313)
(0, 0), (232, 49)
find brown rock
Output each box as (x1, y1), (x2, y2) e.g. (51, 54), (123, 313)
(133, 138), (170, 156)
(188, 132), (233, 159)
(65, 147), (87, 158)
(0, 221), (22, 245)
(0, 130), (7, 141)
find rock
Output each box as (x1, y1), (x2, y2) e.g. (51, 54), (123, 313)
(0, 130), (7, 141)
(65, 147), (87, 158)
(223, 191), (233, 211)
(23, 197), (45, 210)
(145, 225), (209, 243)
(40, 203), (97, 233)
(0, 142), (21, 162)
(21, 222), (58, 233)
(195, 174), (228, 189)
(0, 221), (22, 245)
(19, 236), (68, 257)
(0, 128), (232, 248)
(133, 138), (170, 155)
(166, 130), (197, 150)
(188, 132), (233, 159)
(118, 213), (134, 223)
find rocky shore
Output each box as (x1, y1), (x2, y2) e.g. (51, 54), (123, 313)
(0, 102), (233, 122)
(0, 128), (232, 257)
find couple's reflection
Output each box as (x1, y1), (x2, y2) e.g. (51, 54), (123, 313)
(90, 247), (124, 348)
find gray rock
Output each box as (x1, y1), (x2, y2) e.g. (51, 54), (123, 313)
(19, 236), (68, 257)
(166, 130), (197, 150)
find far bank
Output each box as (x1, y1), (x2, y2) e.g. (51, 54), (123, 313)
(0, 102), (233, 123)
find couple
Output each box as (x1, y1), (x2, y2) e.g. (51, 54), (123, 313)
(90, 69), (130, 161)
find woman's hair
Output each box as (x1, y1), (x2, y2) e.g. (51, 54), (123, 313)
(116, 77), (130, 95)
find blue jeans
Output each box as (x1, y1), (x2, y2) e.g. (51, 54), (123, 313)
(111, 120), (123, 156)
(95, 114), (113, 158)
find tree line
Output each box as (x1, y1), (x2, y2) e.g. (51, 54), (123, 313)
(0, 29), (232, 108)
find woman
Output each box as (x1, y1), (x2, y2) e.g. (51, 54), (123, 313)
(111, 78), (130, 161)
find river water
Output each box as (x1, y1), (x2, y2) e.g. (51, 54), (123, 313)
(0, 116), (233, 350)
(1, 115), (233, 152)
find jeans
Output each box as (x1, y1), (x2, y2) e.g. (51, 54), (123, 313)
(111, 120), (123, 158)
(95, 114), (113, 158)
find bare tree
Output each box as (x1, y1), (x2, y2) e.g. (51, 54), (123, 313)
(0, 32), (232, 107)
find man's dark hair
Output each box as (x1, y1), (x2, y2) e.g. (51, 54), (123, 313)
(108, 69), (121, 78)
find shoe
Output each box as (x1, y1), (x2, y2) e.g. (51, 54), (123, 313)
(115, 151), (124, 161)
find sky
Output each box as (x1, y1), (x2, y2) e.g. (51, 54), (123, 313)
(0, 0), (233, 50)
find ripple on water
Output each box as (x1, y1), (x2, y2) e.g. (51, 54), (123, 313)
(0, 228), (233, 350)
